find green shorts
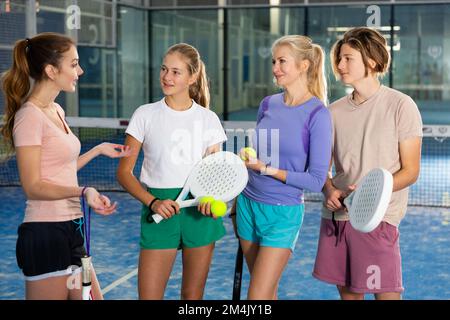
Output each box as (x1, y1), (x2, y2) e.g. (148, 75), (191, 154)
(140, 187), (226, 250)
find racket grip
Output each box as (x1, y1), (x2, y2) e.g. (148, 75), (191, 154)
(81, 255), (92, 285)
(81, 255), (92, 301)
(152, 213), (164, 224)
(82, 285), (92, 300)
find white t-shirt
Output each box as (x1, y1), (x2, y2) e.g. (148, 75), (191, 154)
(126, 98), (227, 188)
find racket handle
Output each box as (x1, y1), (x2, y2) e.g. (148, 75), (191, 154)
(152, 213), (164, 224)
(81, 255), (92, 300)
(82, 285), (92, 300)
(151, 198), (200, 223)
(177, 198), (199, 208)
(232, 243), (244, 301)
(81, 256), (92, 284)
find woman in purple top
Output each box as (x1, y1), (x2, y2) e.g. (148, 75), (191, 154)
(233, 35), (332, 299)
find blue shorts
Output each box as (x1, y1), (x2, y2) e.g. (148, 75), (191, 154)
(236, 193), (304, 252)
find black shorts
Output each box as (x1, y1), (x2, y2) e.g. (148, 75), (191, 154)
(16, 218), (86, 280)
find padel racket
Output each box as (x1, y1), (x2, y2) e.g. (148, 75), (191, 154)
(151, 151), (248, 224)
(232, 243), (244, 301)
(80, 194), (93, 300)
(344, 168), (393, 233)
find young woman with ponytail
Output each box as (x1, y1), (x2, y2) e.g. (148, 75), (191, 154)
(117, 43), (227, 299)
(1, 32), (131, 299)
(233, 35), (332, 299)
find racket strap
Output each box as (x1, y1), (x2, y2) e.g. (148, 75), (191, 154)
(331, 212), (339, 247)
(81, 193), (91, 256)
(331, 213), (347, 247)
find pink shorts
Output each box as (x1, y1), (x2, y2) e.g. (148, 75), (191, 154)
(313, 218), (404, 294)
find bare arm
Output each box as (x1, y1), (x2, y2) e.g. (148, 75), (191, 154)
(77, 146), (101, 171)
(116, 135), (180, 219)
(204, 143), (221, 156)
(78, 143), (132, 171)
(16, 146), (83, 200)
(392, 137), (422, 192)
(116, 135), (153, 206)
(321, 152), (354, 211)
(16, 145), (117, 214)
(322, 155), (335, 196)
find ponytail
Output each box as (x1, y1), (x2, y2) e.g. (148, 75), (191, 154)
(308, 44), (328, 105)
(1, 33), (74, 152)
(1, 39), (31, 152)
(189, 60), (210, 108)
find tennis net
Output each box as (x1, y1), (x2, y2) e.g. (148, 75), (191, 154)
(1, 118), (449, 207)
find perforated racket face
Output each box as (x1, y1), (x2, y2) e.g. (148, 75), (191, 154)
(349, 168), (393, 233)
(188, 151), (248, 202)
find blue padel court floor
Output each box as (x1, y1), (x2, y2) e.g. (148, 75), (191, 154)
(0, 187), (449, 300)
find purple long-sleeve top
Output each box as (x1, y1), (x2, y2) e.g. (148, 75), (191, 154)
(242, 93), (332, 206)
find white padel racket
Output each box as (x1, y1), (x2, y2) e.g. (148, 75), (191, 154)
(344, 168), (393, 233)
(151, 151), (249, 224)
(81, 255), (92, 300)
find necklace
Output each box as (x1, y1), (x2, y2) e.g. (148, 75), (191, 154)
(351, 92), (368, 105)
(29, 96), (69, 134)
(352, 84), (382, 105)
(29, 96), (55, 111)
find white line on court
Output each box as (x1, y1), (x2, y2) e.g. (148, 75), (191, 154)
(101, 267), (138, 295)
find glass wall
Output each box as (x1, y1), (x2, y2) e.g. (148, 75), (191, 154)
(0, 1), (449, 125)
(36, 0), (115, 117)
(0, 0), (27, 116)
(117, 6), (149, 118)
(226, 7), (305, 120)
(75, 0), (116, 117)
(36, 1), (71, 113)
(78, 47), (117, 117)
(393, 4), (450, 125)
(150, 10), (222, 116)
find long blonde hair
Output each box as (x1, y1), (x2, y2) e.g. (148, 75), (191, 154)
(1, 32), (74, 152)
(272, 35), (328, 105)
(165, 43), (210, 108)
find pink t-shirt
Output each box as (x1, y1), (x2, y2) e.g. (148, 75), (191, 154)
(13, 102), (83, 222)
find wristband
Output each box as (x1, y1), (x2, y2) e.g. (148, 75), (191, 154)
(148, 197), (160, 212)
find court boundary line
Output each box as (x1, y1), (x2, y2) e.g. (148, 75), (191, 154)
(101, 267), (138, 296)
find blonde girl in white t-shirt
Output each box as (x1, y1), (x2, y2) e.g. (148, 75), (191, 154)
(117, 43), (227, 300)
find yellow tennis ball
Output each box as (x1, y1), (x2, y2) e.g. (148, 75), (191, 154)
(211, 200), (227, 217)
(241, 147), (257, 161)
(200, 196), (215, 205)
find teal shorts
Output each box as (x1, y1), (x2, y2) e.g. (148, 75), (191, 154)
(140, 188), (226, 250)
(236, 193), (304, 252)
